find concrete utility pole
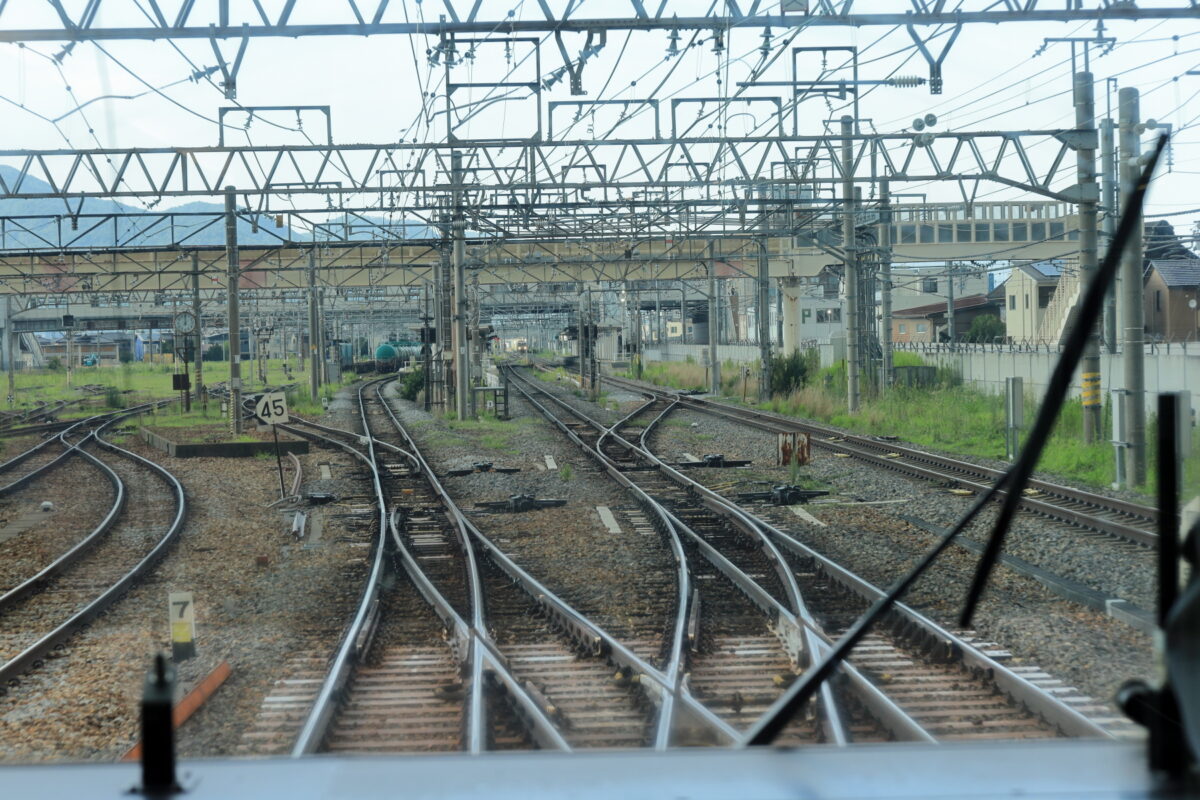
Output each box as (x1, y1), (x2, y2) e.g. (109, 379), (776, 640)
(878, 179), (894, 389)
(5, 297), (13, 406)
(841, 116), (860, 412)
(577, 289), (588, 391)
(225, 186), (243, 435)
(451, 152), (469, 420)
(1074, 71), (1103, 443)
(757, 187), (772, 401)
(1100, 117), (1119, 354)
(708, 244), (720, 394)
(307, 249), (320, 402)
(946, 262), (957, 345)
(191, 252), (204, 402)
(1119, 87), (1146, 486)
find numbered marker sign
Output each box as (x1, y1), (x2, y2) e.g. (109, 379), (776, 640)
(169, 591), (197, 661)
(255, 392), (289, 424)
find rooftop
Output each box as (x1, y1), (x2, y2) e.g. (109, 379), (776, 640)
(893, 294), (996, 319)
(1148, 259), (1200, 288)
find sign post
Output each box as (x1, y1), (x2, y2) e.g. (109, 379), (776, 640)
(255, 392), (290, 499)
(169, 591), (196, 662)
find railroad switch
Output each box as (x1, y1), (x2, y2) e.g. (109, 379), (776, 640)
(676, 454), (752, 469)
(474, 494), (567, 513)
(736, 485), (830, 506)
(446, 461), (521, 476)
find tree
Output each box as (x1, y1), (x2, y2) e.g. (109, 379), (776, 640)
(965, 314), (1005, 343)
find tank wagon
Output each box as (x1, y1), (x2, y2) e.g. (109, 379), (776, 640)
(375, 340), (422, 372)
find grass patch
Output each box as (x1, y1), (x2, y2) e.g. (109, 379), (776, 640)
(2, 358), (316, 413)
(430, 414), (533, 453)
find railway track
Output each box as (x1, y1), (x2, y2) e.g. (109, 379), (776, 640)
(507, 365), (1115, 744)
(0, 410), (186, 693)
(596, 371), (1158, 548)
(263, 379), (739, 752)
(506, 367), (902, 744)
(360, 381), (676, 750)
(261, 383), (568, 755)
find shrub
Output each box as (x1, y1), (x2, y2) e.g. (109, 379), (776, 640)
(965, 314), (1005, 343)
(203, 343), (225, 362)
(398, 367), (425, 401)
(104, 386), (124, 409)
(47, 356), (63, 371)
(768, 350), (813, 396)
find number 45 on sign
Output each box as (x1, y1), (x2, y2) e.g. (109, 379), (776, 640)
(255, 392), (289, 424)
(255, 392), (290, 500)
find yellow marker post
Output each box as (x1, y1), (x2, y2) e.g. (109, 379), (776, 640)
(1082, 372), (1101, 408)
(169, 591), (196, 662)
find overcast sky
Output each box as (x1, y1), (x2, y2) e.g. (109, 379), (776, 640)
(0, 4), (1196, 240)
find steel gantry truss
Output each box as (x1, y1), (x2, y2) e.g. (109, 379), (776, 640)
(0, 130), (1108, 207)
(3, 1), (1198, 41)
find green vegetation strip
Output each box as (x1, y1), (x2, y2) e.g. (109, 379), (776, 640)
(632, 355), (1199, 496)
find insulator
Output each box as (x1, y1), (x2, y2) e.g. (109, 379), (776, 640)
(911, 118), (926, 132)
(888, 76), (925, 88)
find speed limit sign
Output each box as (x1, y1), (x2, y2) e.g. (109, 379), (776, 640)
(255, 392), (289, 424)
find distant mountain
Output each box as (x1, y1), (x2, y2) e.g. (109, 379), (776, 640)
(0, 166), (437, 249)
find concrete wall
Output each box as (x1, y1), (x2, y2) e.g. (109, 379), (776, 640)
(643, 344), (762, 364)
(645, 339), (1200, 419)
(890, 343), (1200, 416)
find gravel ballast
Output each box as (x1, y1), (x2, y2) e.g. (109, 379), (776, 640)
(0, 393), (376, 763)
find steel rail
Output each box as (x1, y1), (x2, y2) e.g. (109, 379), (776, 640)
(0, 431), (121, 611)
(634, 401), (867, 746)
(0, 409), (187, 691)
(0, 417), (102, 496)
(367, 380), (655, 750)
(509, 366), (930, 745)
(358, 379), (490, 755)
(279, 389), (569, 754)
(0, 399), (186, 497)
(279, 397), (736, 747)
(0, 419), (77, 438)
(498, 376), (705, 746)
(593, 372), (1113, 741)
(600, 373), (1157, 546)
(281, 414), (394, 756)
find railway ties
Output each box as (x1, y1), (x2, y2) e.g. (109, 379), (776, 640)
(0, 411), (186, 693)
(364, 384), (662, 749)
(520, 363), (1126, 745)
(354, 380), (662, 751)
(504, 366), (833, 744)
(481, 562), (653, 749)
(786, 561), (1059, 742)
